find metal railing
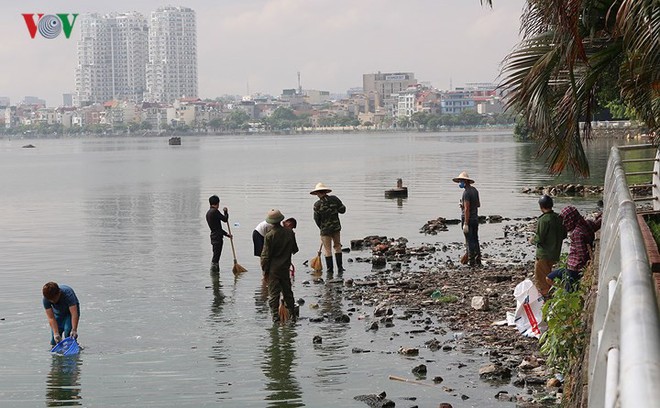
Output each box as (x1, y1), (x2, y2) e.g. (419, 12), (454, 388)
(588, 146), (660, 407)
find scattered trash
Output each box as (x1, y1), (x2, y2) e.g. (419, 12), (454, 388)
(513, 279), (546, 338)
(388, 375), (435, 387)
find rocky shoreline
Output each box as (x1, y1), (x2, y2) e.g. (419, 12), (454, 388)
(302, 217), (563, 407)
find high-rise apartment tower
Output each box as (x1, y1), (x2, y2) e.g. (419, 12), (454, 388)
(75, 13), (149, 106)
(146, 6), (198, 104)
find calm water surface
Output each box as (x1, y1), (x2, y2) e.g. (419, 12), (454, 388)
(0, 131), (639, 407)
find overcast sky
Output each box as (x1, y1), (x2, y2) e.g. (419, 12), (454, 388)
(2, 1), (525, 107)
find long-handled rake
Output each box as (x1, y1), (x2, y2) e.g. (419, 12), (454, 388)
(226, 219), (247, 274)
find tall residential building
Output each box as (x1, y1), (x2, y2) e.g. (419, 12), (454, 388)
(75, 12), (149, 106)
(146, 6), (198, 104)
(363, 72), (417, 109)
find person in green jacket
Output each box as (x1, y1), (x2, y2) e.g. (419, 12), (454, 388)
(533, 195), (567, 297)
(310, 182), (346, 274)
(261, 209), (299, 322)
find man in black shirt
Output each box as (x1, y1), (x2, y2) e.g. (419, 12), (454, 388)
(206, 195), (231, 271)
(453, 171), (481, 267)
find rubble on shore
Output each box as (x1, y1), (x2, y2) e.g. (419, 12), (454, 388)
(312, 218), (563, 407)
(521, 184), (603, 197)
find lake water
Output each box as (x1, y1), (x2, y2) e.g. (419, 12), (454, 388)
(0, 131), (638, 407)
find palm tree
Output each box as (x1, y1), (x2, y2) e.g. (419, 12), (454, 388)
(484, 0), (659, 176)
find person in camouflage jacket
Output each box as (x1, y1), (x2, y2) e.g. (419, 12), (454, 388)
(310, 182), (346, 274)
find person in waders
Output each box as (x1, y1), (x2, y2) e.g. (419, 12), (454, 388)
(310, 182), (346, 275)
(453, 171), (481, 267)
(260, 209), (299, 322)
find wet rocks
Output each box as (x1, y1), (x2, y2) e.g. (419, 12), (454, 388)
(420, 217), (451, 234)
(341, 218), (559, 405)
(411, 364), (427, 376)
(521, 184), (604, 197)
(354, 391), (395, 408)
(398, 347), (419, 356)
(479, 364), (512, 381)
(312, 335), (322, 344)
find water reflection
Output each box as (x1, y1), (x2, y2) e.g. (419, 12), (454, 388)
(46, 355), (82, 407)
(209, 270), (225, 317)
(261, 325), (303, 407)
(312, 277), (349, 387)
(208, 269), (231, 396)
(385, 196), (407, 208)
(254, 276), (270, 317)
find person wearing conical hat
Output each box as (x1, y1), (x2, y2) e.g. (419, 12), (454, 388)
(260, 209), (299, 322)
(452, 171), (481, 267)
(310, 182), (347, 274)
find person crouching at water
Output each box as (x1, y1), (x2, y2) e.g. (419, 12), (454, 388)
(253, 219), (274, 257)
(260, 209), (299, 322)
(546, 205), (601, 292)
(453, 171), (481, 266)
(43, 282), (80, 346)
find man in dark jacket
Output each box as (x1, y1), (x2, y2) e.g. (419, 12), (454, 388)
(452, 171), (481, 266)
(206, 195), (231, 271)
(260, 209), (299, 322)
(310, 182), (346, 274)
(533, 195), (566, 297)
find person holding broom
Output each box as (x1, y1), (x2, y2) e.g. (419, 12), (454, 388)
(206, 195), (232, 272)
(260, 209), (299, 322)
(310, 182), (346, 274)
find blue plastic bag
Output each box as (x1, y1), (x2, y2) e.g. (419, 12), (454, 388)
(51, 337), (80, 356)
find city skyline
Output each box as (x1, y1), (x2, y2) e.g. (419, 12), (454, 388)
(1, 0), (525, 107)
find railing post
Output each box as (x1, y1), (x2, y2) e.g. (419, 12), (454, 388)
(588, 146), (660, 407)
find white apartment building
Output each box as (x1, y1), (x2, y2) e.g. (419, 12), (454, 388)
(146, 6), (198, 104)
(75, 12), (149, 106)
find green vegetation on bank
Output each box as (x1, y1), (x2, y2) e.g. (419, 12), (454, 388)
(540, 282), (587, 376)
(0, 106), (516, 137)
(485, 0), (659, 176)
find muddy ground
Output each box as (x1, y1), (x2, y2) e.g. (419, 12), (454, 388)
(305, 217), (566, 407)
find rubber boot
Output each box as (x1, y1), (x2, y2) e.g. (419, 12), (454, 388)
(325, 256), (334, 273)
(335, 253), (345, 273)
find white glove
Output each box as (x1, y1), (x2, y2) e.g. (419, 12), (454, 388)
(70, 330), (78, 340)
(463, 224), (469, 234)
(54, 334), (62, 343)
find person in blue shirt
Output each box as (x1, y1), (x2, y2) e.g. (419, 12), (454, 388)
(42, 282), (80, 346)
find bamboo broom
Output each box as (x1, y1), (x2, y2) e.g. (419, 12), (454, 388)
(310, 243), (323, 274)
(278, 296), (290, 322)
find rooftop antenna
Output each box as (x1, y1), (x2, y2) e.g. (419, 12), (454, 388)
(297, 71), (302, 95)
(247, 80), (250, 97)
(449, 76), (453, 91)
